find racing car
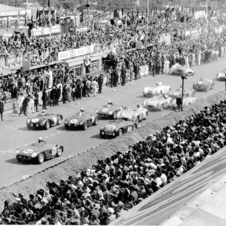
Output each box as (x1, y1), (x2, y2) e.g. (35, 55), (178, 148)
(99, 119), (137, 138)
(143, 82), (171, 97)
(171, 97), (198, 110)
(169, 63), (195, 76)
(118, 106), (148, 123)
(143, 95), (172, 111)
(193, 79), (215, 92)
(26, 112), (63, 130)
(96, 102), (122, 119)
(216, 69), (226, 81)
(169, 88), (196, 99)
(64, 111), (98, 130)
(16, 140), (64, 164)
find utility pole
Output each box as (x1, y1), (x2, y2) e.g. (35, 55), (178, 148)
(146, 0), (149, 47)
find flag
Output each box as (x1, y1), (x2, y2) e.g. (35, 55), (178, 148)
(80, 11), (84, 23)
(49, 7), (52, 27)
(24, 11), (27, 26)
(15, 11), (20, 28)
(114, 9), (119, 18)
(36, 9), (39, 21)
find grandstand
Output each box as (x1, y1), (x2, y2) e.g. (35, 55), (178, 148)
(113, 146), (226, 226)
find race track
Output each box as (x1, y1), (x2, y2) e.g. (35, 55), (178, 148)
(0, 57), (225, 188)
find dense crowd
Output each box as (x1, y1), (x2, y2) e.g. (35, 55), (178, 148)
(1, 6), (226, 225)
(1, 99), (226, 224)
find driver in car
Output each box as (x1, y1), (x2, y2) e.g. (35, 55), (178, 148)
(107, 101), (113, 108)
(38, 137), (45, 145)
(79, 108), (86, 116)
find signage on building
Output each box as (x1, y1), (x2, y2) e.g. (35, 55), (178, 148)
(58, 45), (95, 61)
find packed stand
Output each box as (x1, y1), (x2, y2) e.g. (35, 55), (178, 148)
(1, 100), (226, 224)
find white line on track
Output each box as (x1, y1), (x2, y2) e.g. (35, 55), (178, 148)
(119, 90), (137, 94)
(3, 125), (17, 130)
(44, 136), (49, 139)
(57, 131), (62, 133)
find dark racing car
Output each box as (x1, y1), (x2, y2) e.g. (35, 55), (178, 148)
(99, 119), (137, 138)
(26, 112), (63, 130)
(64, 111), (98, 130)
(16, 140), (64, 164)
(96, 102), (122, 119)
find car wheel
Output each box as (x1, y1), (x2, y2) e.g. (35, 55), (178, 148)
(45, 121), (50, 130)
(100, 133), (105, 138)
(27, 125), (31, 130)
(16, 156), (21, 162)
(56, 147), (63, 157)
(83, 122), (88, 130)
(57, 117), (62, 125)
(93, 118), (98, 126)
(144, 111), (148, 119)
(113, 111), (117, 119)
(65, 124), (69, 130)
(118, 129), (123, 136)
(37, 153), (45, 164)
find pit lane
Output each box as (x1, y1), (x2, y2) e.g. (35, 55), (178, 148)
(0, 57), (225, 188)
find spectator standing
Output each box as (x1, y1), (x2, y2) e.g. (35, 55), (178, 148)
(50, 87), (56, 106)
(28, 94), (35, 113)
(98, 74), (103, 93)
(56, 86), (61, 105)
(19, 96), (29, 116)
(91, 78), (98, 97)
(0, 99), (4, 121)
(62, 85), (67, 104)
(86, 78), (91, 97)
(42, 89), (47, 110)
(34, 92), (39, 112)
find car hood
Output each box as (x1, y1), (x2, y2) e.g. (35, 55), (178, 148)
(102, 121), (133, 130)
(145, 99), (163, 105)
(28, 116), (47, 123)
(18, 143), (54, 156)
(217, 73), (225, 77)
(65, 115), (90, 123)
(97, 106), (120, 113)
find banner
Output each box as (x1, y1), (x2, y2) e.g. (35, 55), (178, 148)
(32, 25), (61, 36)
(58, 44), (95, 61)
(140, 65), (149, 77)
(4, 99), (17, 112)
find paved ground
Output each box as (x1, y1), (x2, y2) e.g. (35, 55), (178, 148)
(0, 58), (225, 188)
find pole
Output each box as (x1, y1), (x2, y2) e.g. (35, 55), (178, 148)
(146, 0), (149, 47)
(181, 77), (184, 111)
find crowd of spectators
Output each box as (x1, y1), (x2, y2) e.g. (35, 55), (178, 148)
(1, 6), (226, 225)
(0, 7), (226, 109)
(1, 98), (226, 224)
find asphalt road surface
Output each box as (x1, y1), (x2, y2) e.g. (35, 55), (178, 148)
(0, 58), (226, 188)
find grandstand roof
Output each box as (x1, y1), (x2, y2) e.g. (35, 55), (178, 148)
(112, 146), (226, 226)
(0, 4), (23, 12)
